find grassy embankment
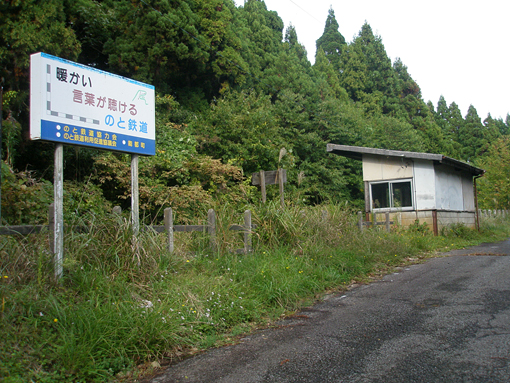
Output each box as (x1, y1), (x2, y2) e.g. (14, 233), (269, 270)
(1, 203), (509, 382)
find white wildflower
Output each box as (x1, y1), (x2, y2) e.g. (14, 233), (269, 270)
(140, 300), (153, 309)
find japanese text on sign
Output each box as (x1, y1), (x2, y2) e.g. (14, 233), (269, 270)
(30, 52), (155, 155)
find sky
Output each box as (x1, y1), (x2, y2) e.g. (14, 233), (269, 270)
(233, 0), (510, 121)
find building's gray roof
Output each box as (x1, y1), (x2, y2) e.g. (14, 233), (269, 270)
(327, 144), (485, 176)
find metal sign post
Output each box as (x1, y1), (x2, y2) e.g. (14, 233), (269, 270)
(54, 143), (64, 279)
(131, 154), (139, 235)
(30, 52), (155, 279)
(0, 86), (3, 224)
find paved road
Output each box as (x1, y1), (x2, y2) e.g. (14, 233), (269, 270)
(151, 240), (510, 382)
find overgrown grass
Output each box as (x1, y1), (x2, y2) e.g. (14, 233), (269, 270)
(1, 205), (509, 382)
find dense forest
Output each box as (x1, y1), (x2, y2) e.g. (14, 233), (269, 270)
(1, 0), (509, 225)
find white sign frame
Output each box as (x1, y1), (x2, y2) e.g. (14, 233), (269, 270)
(30, 52), (155, 156)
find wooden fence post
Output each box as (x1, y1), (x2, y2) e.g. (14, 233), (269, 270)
(244, 210), (252, 254)
(385, 212), (390, 233)
(358, 211), (363, 231)
(260, 170), (266, 204)
(164, 207), (174, 254)
(278, 168), (285, 208)
(208, 209), (216, 252)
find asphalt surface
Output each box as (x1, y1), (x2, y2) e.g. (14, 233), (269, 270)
(151, 239), (510, 382)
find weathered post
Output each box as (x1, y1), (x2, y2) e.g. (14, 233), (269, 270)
(278, 168), (284, 208)
(260, 170), (266, 204)
(385, 212), (391, 233)
(54, 144), (64, 280)
(164, 207), (174, 254)
(208, 209), (216, 252)
(252, 169), (286, 206)
(432, 210), (438, 236)
(0, 86), (3, 224)
(244, 210), (252, 254)
(48, 203), (55, 254)
(358, 211), (363, 231)
(131, 154), (139, 236)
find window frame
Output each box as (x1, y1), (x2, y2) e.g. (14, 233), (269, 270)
(369, 178), (414, 212)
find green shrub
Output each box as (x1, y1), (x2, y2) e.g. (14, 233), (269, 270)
(407, 219), (431, 235)
(1, 162), (52, 225)
(440, 223), (472, 238)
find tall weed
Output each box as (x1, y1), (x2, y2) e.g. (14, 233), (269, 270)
(2, 204), (510, 381)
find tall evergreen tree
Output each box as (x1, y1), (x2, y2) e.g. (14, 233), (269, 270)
(66, 0), (113, 70)
(340, 22), (399, 116)
(0, 0), (81, 90)
(313, 48), (348, 102)
(264, 25), (318, 106)
(392, 58), (421, 118)
(235, 0), (284, 91)
(434, 96), (450, 135)
(285, 24), (308, 62)
(0, 0), (81, 115)
(432, 96), (462, 157)
(459, 105), (486, 160)
(353, 23), (395, 97)
(447, 102), (465, 147)
(0, 0), (82, 174)
(338, 42), (368, 103)
(484, 114), (509, 137)
(102, 0), (246, 105)
(477, 136), (510, 209)
(315, 7), (345, 70)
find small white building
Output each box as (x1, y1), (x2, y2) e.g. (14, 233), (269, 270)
(327, 144), (485, 234)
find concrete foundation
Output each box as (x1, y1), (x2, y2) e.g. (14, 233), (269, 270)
(373, 210), (477, 233)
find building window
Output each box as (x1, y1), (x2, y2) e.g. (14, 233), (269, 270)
(371, 179), (413, 210)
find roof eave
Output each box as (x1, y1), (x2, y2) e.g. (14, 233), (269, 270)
(327, 144), (485, 176)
